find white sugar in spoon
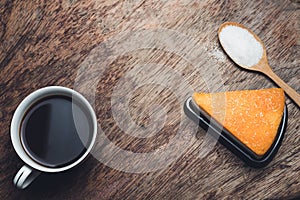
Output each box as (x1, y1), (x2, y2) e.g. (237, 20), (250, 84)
(218, 22), (300, 107)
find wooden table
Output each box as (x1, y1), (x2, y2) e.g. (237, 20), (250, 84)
(1, 0), (299, 199)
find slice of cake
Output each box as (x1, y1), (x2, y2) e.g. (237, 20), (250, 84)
(193, 88), (285, 156)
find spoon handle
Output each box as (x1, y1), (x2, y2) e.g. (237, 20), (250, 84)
(264, 68), (300, 107)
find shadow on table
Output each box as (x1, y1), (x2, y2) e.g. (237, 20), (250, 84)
(19, 156), (99, 199)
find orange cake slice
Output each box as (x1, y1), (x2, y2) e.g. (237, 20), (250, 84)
(193, 88), (285, 156)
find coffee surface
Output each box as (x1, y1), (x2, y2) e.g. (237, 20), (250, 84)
(21, 96), (93, 168)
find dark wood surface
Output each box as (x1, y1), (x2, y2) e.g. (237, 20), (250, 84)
(0, 0), (299, 199)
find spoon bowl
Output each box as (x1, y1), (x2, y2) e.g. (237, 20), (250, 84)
(218, 22), (300, 107)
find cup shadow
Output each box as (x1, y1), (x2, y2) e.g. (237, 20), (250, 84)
(20, 156), (99, 198)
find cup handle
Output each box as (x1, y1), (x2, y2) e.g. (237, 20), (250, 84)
(13, 165), (41, 189)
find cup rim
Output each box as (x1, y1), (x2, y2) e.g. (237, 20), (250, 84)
(10, 86), (97, 173)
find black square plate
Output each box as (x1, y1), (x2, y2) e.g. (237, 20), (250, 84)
(184, 97), (288, 168)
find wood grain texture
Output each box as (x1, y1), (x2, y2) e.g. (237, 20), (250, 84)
(0, 0), (299, 199)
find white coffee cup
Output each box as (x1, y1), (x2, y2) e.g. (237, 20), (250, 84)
(10, 86), (97, 189)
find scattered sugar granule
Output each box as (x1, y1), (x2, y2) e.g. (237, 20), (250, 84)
(209, 46), (226, 62)
(219, 25), (263, 67)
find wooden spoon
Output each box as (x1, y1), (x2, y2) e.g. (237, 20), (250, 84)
(218, 22), (300, 107)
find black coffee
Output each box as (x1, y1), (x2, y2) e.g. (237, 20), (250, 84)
(20, 95), (93, 168)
